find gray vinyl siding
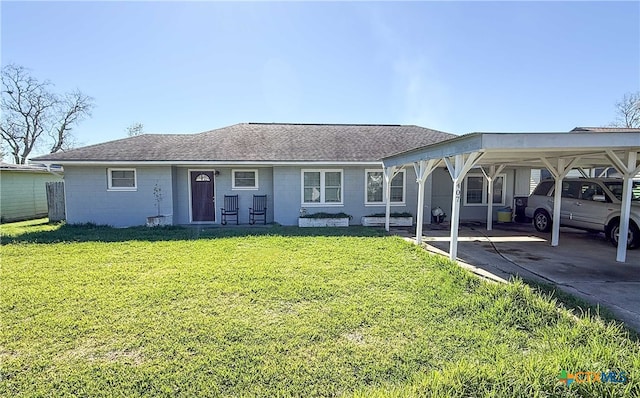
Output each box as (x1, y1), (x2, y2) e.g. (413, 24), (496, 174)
(273, 165), (432, 226)
(61, 163), (529, 227)
(171, 166), (179, 222)
(430, 167), (525, 222)
(430, 168), (455, 219)
(173, 166), (274, 225)
(63, 166), (173, 227)
(514, 168), (532, 197)
(530, 169), (541, 194)
(173, 167), (190, 225)
(0, 170), (63, 222)
(272, 166), (299, 226)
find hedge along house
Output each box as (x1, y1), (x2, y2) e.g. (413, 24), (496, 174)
(0, 162), (63, 222)
(31, 123), (481, 227)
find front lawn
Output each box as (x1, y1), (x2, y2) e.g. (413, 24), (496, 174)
(1, 221), (639, 397)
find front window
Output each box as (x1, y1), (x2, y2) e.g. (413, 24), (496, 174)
(463, 173), (505, 206)
(232, 169), (258, 190)
(367, 171), (384, 203)
(465, 176), (484, 204)
(302, 170), (343, 205)
(324, 171), (341, 203)
(491, 176), (504, 204)
(365, 170), (405, 204)
(108, 168), (136, 191)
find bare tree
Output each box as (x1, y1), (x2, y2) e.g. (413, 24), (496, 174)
(0, 64), (94, 164)
(612, 92), (640, 128)
(49, 90), (94, 153)
(126, 122), (144, 137)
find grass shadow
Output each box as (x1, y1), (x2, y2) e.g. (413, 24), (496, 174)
(1, 222), (389, 245)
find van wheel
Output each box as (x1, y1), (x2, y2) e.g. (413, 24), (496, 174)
(533, 210), (552, 232)
(608, 220), (640, 249)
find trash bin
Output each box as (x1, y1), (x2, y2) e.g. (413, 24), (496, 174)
(497, 208), (512, 223)
(513, 196), (529, 223)
(431, 207), (445, 224)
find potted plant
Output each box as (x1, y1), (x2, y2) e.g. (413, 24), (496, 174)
(361, 212), (413, 227)
(146, 183), (172, 227)
(298, 211), (352, 227)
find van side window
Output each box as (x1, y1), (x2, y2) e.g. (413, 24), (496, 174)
(561, 181), (580, 199)
(532, 181), (554, 196)
(579, 182), (607, 202)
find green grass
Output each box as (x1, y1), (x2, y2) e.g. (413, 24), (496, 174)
(1, 220), (639, 397)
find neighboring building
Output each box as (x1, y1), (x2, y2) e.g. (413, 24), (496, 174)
(32, 123), (530, 227)
(0, 162), (63, 222)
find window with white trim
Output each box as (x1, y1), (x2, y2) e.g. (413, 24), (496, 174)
(463, 173), (505, 206)
(108, 168), (137, 191)
(365, 169), (405, 204)
(302, 170), (343, 205)
(232, 169), (258, 190)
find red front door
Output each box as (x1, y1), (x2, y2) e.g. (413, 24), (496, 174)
(191, 171), (215, 222)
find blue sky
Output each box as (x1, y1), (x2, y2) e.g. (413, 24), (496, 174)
(2, 1), (639, 153)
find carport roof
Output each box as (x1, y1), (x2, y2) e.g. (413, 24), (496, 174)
(381, 130), (640, 169)
(380, 128), (640, 264)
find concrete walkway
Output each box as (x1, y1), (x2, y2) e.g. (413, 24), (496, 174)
(397, 222), (640, 332)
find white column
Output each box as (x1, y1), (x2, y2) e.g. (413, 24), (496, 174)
(383, 166), (396, 232)
(613, 151), (638, 262)
(413, 159), (439, 244)
(486, 177), (494, 231)
(450, 175), (462, 260)
(551, 167), (564, 247)
(480, 165), (505, 231)
(416, 178), (426, 242)
(540, 156), (580, 247)
(444, 152), (484, 260)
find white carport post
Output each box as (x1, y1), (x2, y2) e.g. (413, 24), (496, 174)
(606, 150), (640, 262)
(480, 164), (505, 231)
(540, 156), (581, 247)
(413, 159), (439, 244)
(444, 152), (484, 260)
(383, 166), (398, 232)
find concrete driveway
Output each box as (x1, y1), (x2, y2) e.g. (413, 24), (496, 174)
(411, 222), (640, 332)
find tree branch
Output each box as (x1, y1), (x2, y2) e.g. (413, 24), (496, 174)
(1, 64), (94, 163)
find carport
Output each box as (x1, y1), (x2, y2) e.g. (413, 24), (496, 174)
(381, 129), (640, 263)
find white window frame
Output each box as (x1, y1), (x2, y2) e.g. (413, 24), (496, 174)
(463, 173), (506, 206)
(364, 169), (406, 206)
(232, 169), (259, 190)
(300, 169), (344, 206)
(107, 168), (137, 191)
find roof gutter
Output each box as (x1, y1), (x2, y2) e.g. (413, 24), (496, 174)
(46, 164), (64, 178)
(33, 160), (384, 167)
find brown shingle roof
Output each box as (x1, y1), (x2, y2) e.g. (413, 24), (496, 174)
(32, 123), (456, 162)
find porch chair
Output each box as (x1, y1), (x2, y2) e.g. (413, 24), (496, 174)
(220, 195), (239, 225)
(249, 195), (267, 225)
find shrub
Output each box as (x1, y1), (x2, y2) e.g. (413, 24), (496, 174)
(365, 212), (413, 218)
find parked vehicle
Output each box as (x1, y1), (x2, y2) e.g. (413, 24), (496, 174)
(525, 178), (640, 249)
